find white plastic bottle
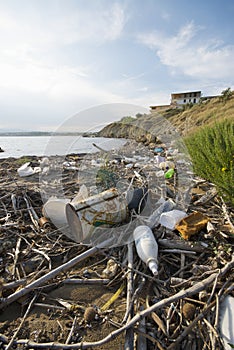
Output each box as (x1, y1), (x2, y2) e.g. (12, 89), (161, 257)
(133, 225), (158, 276)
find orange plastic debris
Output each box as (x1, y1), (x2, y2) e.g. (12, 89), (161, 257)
(175, 211), (209, 240)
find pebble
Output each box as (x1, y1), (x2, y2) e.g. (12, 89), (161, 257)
(84, 306), (97, 323)
(182, 302), (196, 320)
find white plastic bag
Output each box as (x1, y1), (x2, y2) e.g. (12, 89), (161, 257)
(17, 162), (41, 177)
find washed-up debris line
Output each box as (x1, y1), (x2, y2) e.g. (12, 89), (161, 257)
(0, 140), (233, 350)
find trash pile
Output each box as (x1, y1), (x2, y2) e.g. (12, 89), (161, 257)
(0, 140), (233, 350)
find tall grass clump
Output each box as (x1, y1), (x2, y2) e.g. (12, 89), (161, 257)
(185, 120), (234, 206)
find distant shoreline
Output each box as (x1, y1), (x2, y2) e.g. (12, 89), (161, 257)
(0, 131), (98, 137)
(0, 135), (127, 159)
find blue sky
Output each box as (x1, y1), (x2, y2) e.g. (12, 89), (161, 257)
(0, 0), (234, 131)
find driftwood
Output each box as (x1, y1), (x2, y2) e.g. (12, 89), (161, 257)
(158, 239), (205, 252)
(1, 256), (233, 349)
(168, 284), (234, 350)
(0, 146), (233, 349)
(0, 245), (99, 310)
(5, 294), (37, 350)
(124, 243), (134, 350)
(63, 278), (110, 285)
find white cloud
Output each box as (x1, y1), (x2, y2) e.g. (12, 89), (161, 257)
(138, 22), (234, 80)
(121, 73), (145, 81)
(43, 3), (126, 46)
(0, 2), (127, 85)
(0, 3), (126, 51)
(0, 2), (129, 126)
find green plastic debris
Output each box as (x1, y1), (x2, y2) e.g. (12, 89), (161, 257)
(165, 168), (175, 179)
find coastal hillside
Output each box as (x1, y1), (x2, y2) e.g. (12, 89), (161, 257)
(98, 92), (234, 141)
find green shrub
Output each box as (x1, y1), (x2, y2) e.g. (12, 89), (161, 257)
(120, 116), (135, 124)
(16, 156), (32, 165)
(219, 87), (233, 103)
(184, 120), (234, 205)
(182, 102), (195, 111)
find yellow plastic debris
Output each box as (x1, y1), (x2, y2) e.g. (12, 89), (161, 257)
(101, 282), (125, 311)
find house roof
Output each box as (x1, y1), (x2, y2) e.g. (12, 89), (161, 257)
(171, 91), (201, 96)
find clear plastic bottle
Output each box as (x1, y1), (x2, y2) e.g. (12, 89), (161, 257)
(133, 225), (158, 276)
(145, 198), (175, 229)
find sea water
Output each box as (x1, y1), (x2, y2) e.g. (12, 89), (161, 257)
(0, 135), (126, 159)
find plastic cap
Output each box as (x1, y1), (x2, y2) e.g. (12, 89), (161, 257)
(148, 260), (158, 276)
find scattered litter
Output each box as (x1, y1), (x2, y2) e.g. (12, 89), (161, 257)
(154, 147), (164, 153)
(159, 160), (175, 170)
(156, 169), (165, 177)
(159, 209), (188, 230)
(39, 157), (49, 166)
(102, 259), (118, 278)
(66, 188), (129, 242)
(219, 295), (234, 350)
(164, 168), (175, 179)
(17, 162), (41, 177)
(145, 198), (175, 229)
(154, 154), (165, 165)
(0, 139), (233, 349)
(175, 211), (209, 240)
(63, 161), (78, 170)
(43, 197), (70, 229)
(38, 216), (51, 229)
(133, 225), (158, 276)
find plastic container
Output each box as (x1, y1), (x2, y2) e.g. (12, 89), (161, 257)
(133, 225), (158, 276)
(159, 161), (175, 170)
(159, 209), (187, 230)
(66, 188), (128, 243)
(145, 199), (175, 229)
(154, 155), (165, 165)
(164, 168), (175, 179)
(43, 197), (70, 229)
(17, 162), (41, 177)
(154, 147), (164, 153)
(219, 295), (234, 350)
(175, 211), (209, 240)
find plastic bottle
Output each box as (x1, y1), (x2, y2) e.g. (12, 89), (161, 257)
(133, 225), (158, 276)
(145, 198), (175, 229)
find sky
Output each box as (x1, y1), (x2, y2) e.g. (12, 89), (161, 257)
(0, 0), (234, 132)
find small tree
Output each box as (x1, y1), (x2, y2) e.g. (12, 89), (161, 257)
(219, 87), (233, 103)
(120, 116), (135, 124)
(135, 113), (143, 118)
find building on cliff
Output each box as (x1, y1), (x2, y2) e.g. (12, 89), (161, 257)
(171, 91), (201, 106)
(150, 90), (202, 111)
